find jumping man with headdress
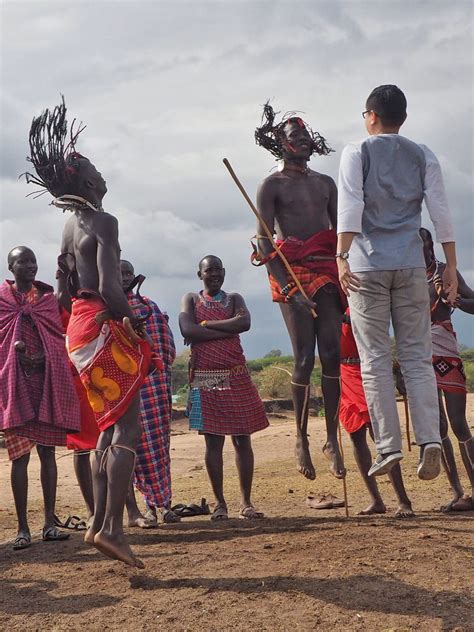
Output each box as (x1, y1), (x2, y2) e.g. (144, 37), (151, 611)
(24, 98), (154, 568)
(254, 103), (346, 481)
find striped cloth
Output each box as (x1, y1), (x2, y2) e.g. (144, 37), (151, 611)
(187, 291), (268, 435)
(128, 294), (176, 508)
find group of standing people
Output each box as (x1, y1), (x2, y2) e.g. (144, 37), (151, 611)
(1, 84), (472, 569)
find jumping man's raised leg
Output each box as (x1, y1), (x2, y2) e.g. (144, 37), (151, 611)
(93, 394), (144, 567)
(280, 301), (317, 480)
(314, 288), (345, 478)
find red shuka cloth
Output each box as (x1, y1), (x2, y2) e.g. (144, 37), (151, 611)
(0, 280), (80, 442)
(187, 292), (268, 435)
(264, 230), (346, 306)
(67, 296), (152, 432)
(339, 310), (370, 434)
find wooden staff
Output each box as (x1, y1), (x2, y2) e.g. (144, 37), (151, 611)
(403, 395), (412, 452)
(338, 422), (350, 517)
(224, 158), (349, 514)
(223, 158), (317, 319)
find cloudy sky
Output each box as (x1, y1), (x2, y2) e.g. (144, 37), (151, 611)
(1, 0), (473, 357)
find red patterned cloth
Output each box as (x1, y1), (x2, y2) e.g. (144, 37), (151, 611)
(187, 291), (268, 435)
(60, 307), (100, 452)
(66, 295), (152, 432)
(128, 293), (176, 508)
(431, 320), (467, 394)
(339, 310), (370, 434)
(4, 430), (35, 461)
(254, 230), (346, 307)
(0, 280), (80, 444)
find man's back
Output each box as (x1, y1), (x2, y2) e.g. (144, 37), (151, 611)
(340, 134), (428, 272)
(62, 211), (120, 294)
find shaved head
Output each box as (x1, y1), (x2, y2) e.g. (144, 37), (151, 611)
(7, 246), (35, 267)
(199, 255), (223, 271)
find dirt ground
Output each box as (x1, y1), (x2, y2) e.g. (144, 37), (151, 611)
(1, 398), (473, 632)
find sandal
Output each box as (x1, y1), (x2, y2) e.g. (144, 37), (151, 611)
(42, 526), (70, 542)
(13, 532), (31, 550)
(171, 498), (210, 518)
(306, 493), (345, 510)
(54, 514), (87, 531)
(211, 503), (228, 521)
(239, 505), (264, 520)
(161, 508), (181, 524)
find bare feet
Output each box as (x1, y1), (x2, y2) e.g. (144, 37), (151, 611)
(440, 495), (462, 513)
(322, 439), (346, 479)
(93, 531), (144, 568)
(128, 515), (156, 529)
(357, 501), (386, 515)
(451, 495), (474, 511)
(395, 502), (415, 518)
(84, 525), (97, 545)
(296, 438), (316, 480)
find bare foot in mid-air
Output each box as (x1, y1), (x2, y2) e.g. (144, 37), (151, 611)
(296, 438), (316, 480)
(395, 502), (415, 518)
(94, 531), (144, 568)
(358, 501), (386, 515)
(322, 439), (346, 479)
(84, 524), (98, 545)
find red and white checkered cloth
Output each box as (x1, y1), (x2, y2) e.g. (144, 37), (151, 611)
(188, 292), (268, 436)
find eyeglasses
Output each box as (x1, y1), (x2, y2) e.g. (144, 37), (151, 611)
(362, 110), (379, 119)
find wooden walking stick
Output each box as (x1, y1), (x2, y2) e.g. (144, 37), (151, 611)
(338, 422), (350, 517)
(403, 394), (412, 452)
(223, 158), (317, 319)
(223, 158), (349, 515)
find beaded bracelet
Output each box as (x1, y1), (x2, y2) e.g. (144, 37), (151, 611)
(280, 282), (296, 297)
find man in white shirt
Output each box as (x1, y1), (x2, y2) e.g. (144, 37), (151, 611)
(336, 84), (458, 479)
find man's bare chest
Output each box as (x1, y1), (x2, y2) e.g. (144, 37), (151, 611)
(275, 178), (330, 214)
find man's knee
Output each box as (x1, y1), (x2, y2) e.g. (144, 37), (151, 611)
(37, 445), (55, 461)
(294, 351), (315, 379)
(232, 435), (251, 450)
(319, 345), (340, 375)
(205, 434), (225, 450)
(12, 452), (30, 468)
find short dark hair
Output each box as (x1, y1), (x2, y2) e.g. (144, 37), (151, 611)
(7, 246), (35, 266)
(366, 85), (407, 126)
(199, 255), (223, 270)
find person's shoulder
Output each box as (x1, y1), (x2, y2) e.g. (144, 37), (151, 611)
(182, 292), (198, 304)
(416, 142), (440, 165)
(34, 280), (55, 298)
(310, 170), (336, 188)
(259, 171), (287, 188)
